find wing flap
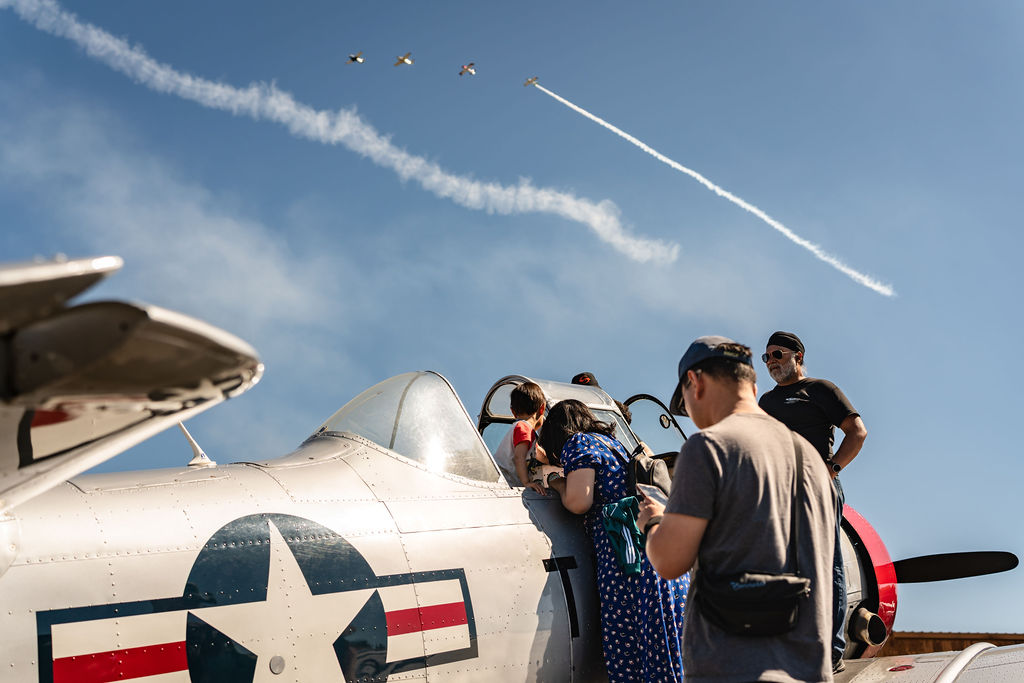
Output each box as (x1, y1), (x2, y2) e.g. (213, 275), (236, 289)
(0, 256), (122, 334)
(0, 301), (262, 514)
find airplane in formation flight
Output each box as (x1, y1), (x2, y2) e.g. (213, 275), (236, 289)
(459, 63), (476, 76)
(347, 51), (364, 64)
(0, 255), (1019, 682)
(394, 52), (414, 67)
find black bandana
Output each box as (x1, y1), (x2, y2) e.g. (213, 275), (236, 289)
(767, 331), (804, 354)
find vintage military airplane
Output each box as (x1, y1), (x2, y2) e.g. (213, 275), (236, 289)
(347, 52), (364, 64)
(523, 76), (538, 87)
(459, 63), (476, 76)
(0, 255), (1020, 682)
(394, 52), (413, 67)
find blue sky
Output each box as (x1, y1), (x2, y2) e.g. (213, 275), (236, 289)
(3, 0), (1023, 634)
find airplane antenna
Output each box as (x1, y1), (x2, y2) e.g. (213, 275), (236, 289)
(179, 422), (217, 468)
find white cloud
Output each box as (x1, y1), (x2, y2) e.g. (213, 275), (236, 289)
(0, 91), (339, 341)
(0, 76), (789, 467)
(0, 81), (366, 460)
(3, 0), (680, 265)
(534, 82), (896, 297)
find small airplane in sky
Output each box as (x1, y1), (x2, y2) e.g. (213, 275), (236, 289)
(0, 255), (1020, 681)
(394, 52), (414, 66)
(524, 76), (538, 87)
(346, 51), (364, 64)
(459, 62), (476, 76)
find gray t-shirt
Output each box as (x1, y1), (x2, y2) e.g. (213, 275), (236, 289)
(666, 412), (836, 683)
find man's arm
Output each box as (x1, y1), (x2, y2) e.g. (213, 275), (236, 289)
(644, 510), (708, 580)
(833, 414), (866, 475)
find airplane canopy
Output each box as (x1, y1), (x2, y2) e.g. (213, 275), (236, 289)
(479, 375), (641, 456)
(314, 372), (501, 483)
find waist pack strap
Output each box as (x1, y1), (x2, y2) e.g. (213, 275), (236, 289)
(789, 430), (804, 577)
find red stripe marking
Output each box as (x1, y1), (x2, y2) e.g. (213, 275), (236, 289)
(31, 410), (71, 427)
(52, 641), (187, 683)
(386, 601), (468, 636)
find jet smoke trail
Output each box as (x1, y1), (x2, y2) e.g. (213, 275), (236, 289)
(2, 0), (678, 265)
(532, 83), (895, 297)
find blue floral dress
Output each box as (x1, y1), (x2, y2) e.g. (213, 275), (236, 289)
(561, 432), (688, 683)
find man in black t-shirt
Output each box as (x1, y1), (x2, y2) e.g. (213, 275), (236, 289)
(758, 330), (867, 673)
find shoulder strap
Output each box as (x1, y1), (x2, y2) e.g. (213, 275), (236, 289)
(604, 436), (640, 465)
(789, 430), (805, 577)
(602, 436), (644, 497)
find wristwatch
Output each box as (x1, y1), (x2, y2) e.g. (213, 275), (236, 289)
(829, 459), (842, 474)
(643, 515), (663, 535)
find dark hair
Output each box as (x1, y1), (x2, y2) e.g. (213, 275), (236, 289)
(510, 382), (545, 417)
(615, 400), (632, 425)
(683, 343), (758, 389)
(539, 399), (615, 464)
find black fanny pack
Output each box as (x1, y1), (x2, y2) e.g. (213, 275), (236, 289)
(696, 570), (810, 636)
(695, 432), (811, 637)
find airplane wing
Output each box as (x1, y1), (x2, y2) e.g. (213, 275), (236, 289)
(837, 642), (1024, 682)
(0, 255), (121, 334)
(0, 256), (263, 514)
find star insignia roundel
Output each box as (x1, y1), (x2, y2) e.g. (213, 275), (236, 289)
(183, 513), (387, 682)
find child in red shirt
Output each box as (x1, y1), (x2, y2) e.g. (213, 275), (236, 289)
(495, 382), (555, 494)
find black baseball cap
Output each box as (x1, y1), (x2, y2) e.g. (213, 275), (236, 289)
(669, 335), (753, 416)
(571, 372), (600, 388)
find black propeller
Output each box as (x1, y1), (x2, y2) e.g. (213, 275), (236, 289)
(892, 551), (1019, 584)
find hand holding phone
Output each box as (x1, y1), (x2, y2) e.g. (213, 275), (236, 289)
(636, 483), (668, 507)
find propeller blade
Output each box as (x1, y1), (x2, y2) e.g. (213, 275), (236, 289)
(893, 551), (1018, 583)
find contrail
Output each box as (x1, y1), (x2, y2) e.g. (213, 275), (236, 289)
(1, 0), (678, 265)
(532, 82), (895, 297)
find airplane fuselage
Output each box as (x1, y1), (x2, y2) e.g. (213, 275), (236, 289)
(2, 433), (605, 682)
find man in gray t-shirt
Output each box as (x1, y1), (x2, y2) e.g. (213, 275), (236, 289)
(639, 336), (837, 682)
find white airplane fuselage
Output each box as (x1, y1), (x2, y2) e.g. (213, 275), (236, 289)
(1, 433), (604, 682)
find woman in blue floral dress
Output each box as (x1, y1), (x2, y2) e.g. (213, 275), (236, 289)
(540, 399), (688, 683)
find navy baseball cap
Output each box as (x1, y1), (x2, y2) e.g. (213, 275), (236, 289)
(669, 336), (753, 416)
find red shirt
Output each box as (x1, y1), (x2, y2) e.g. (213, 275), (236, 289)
(512, 421), (537, 449)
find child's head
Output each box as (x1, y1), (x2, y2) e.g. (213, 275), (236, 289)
(510, 382), (545, 419)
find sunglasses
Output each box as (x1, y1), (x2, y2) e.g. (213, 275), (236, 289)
(761, 349), (790, 363)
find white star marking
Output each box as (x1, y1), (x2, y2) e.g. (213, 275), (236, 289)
(191, 520), (376, 682)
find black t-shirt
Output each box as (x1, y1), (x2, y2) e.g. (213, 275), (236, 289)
(758, 377), (858, 462)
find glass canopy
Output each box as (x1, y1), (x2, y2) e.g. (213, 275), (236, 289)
(314, 372), (501, 483)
